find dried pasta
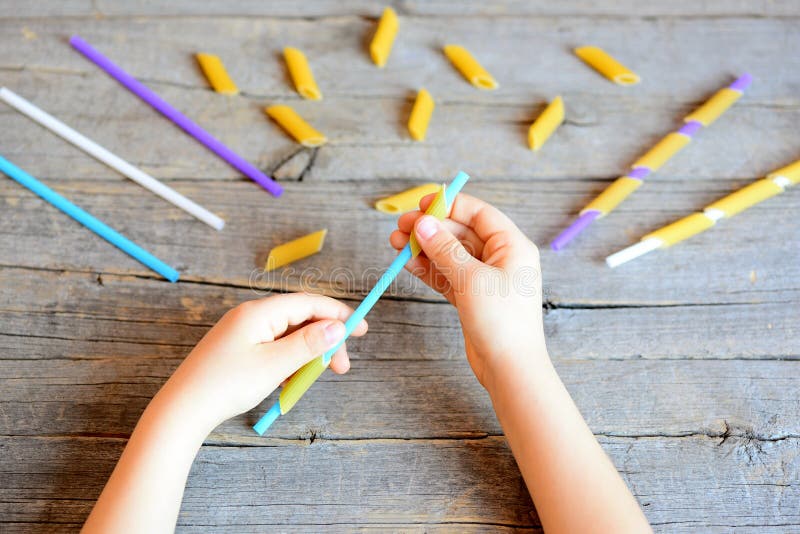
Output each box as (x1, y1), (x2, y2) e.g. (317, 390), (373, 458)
(409, 184), (447, 256)
(408, 89), (435, 141)
(370, 7), (398, 67)
(528, 96), (564, 151)
(283, 47), (322, 100)
(195, 53), (239, 95)
(684, 88), (743, 126)
(574, 46), (640, 86)
(265, 105), (327, 147)
(265, 229), (328, 271)
(375, 183), (440, 214)
(632, 132), (691, 171)
(443, 45), (498, 90)
(581, 176), (642, 216)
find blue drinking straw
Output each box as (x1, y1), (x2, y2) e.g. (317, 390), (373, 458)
(0, 155), (179, 282)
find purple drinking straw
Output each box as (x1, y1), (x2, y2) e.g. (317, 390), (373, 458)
(70, 35), (283, 197)
(551, 210), (600, 250)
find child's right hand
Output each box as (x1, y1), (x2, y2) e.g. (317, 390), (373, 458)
(390, 193), (547, 391)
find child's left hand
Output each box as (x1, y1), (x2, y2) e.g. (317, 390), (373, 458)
(162, 292), (367, 431)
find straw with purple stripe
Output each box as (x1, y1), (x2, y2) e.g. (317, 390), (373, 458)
(69, 35), (283, 197)
(551, 73), (751, 251)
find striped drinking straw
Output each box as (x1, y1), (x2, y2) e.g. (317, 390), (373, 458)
(606, 158), (800, 267)
(551, 73), (752, 250)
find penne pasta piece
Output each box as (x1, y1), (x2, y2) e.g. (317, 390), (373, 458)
(443, 45), (498, 90)
(705, 178), (784, 217)
(265, 229), (328, 271)
(375, 183), (440, 214)
(767, 159), (800, 184)
(195, 53), (239, 95)
(581, 176), (642, 216)
(684, 88), (743, 126)
(409, 184), (448, 256)
(370, 7), (398, 67)
(408, 88), (435, 141)
(574, 46), (640, 86)
(632, 132), (691, 171)
(527, 96), (565, 151)
(643, 213), (715, 247)
(283, 47), (322, 100)
(265, 105), (327, 147)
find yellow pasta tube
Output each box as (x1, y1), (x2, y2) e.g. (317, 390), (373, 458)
(644, 213), (715, 246)
(265, 229), (328, 271)
(409, 184), (447, 256)
(632, 132), (691, 171)
(283, 47), (322, 100)
(581, 177), (642, 216)
(375, 183), (440, 214)
(528, 96), (564, 151)
(705, 179), (784, 217)
(195, 53), (239, 95)
(767, 159), (800, 185)
(684, 88), (742, 126)
(370, 7), (398, 67)
(408, 88), (435, 141)
(265, 105), (327, 147)
(278, 356), (327, 413)
(443, 45), (498, 90)
(574, 46), (640, 86)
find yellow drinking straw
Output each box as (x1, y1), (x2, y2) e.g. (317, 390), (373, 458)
(606, 159), (800, 267)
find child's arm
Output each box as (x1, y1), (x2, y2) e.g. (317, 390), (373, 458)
(82, 293), (366, 534)
(391, 194), (651, 533)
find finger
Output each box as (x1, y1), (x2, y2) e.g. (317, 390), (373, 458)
(405, 255), (456, 304)
(443, 193), (526, 245)
(230, 293), (365, 343)
(390, 229), (410, 250)
(264, 319), (345, 378)
(329, 344), (351, 374)
(394, 220), (484, 259)
(413, 215), (479, 294)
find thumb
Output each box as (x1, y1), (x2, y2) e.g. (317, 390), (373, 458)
(414, 215), (477, 291)
(267, 319), (345, 378)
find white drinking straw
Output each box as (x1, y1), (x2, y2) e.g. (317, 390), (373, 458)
(0, 87), (225, 230)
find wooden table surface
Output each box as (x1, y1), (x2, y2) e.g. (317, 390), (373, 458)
(1, 1), (798, 532)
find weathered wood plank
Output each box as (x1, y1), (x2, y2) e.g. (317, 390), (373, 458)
(3, 0), (800, 19)
(1, 177), (798, 305)
(0, 16), (798, 183)
(1, 435), (797, 530)
(1, 269), (797, 362)
(2, 356), (800, 442)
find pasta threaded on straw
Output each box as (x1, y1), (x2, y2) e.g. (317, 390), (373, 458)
(606, 158), (799, 268)
(551, 74), (752, 251)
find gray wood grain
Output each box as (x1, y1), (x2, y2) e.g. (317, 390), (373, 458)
(3, 0), (800, 18)
(1, 435), (797, 530)
(0, 4), (797, 532)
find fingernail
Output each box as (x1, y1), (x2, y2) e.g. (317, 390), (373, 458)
(324, 322), (345, 345)
(416, 216), (438, 240)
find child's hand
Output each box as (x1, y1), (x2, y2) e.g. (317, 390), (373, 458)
(390, 193), (544, 390)
(164, 293), (367, 431)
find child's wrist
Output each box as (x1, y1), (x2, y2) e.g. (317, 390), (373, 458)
(483, 347), (554, 399)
